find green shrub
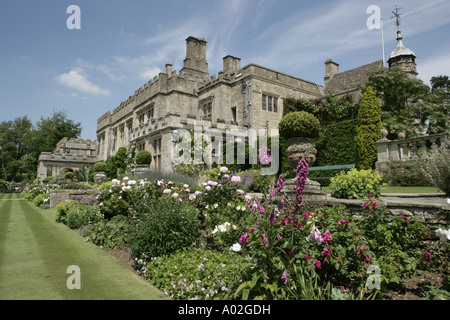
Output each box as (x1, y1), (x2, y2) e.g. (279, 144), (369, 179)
(64, 172), (74, 180)
(419, 145), (450, 196)
(135, 150), (152, 165)
(239, 169), (274, 193)
(99, 195), (130, 220)
(32, 193), (50, 207)
(278, 111), (320, 139)
(54, 200), (77, 224)
(86, 215), (131, 249)
(329, 168), (383, 199)
(42, 176), (54, 183)
(135, 249), (248, 300)
(129, 196), (201, 259)
(385, 162), (429, 187)
(66, 202), (103, 229)
(315, 119), (357, 166)
(93, 161), (107, 172)
(355, 86), (382, 170)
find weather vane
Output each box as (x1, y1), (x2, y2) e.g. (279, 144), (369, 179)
(391, 5), (402, 32)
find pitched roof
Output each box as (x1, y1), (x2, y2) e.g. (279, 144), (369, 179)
(324, 60), (384, 95)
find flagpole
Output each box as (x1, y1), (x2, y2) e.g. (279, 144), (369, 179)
(381, 17), (385, 66)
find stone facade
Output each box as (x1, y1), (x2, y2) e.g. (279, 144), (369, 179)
(96, 36), (324, 170)
(37, 137), (98, 181)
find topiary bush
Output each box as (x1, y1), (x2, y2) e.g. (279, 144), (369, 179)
(329, 168), (383, 199)
(93, 161), (107, 172)
(278, 111), (320, 140)
(135, 150), (152, 165)
(355, 86), (382, 170)
(64, 171), (75, 180)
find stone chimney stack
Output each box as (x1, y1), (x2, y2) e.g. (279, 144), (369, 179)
(324, 59), (339, 87)
(223, 55), (241, 75)
(181, 36), (209, 80)
(165, 64), (172, 78)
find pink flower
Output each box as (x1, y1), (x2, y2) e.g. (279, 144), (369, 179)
(220, 166), (229, 173)
(239, 232), (248, 244)
(321, 230), (332, 244)
(231, 176), (241, 183)
(321, 247), (332, 258)
(163, 189), (172, 194)
(424, 251), (432, 260)
(281, 272), (290, 285)
(303, 211), (312, 219)
(363, 256), (372, 263)
(338, 219), (349, 225)
(314, 260), (321, 269)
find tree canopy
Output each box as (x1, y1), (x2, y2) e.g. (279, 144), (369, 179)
(363, 68), (448, 138)
(0, 111), (82, 182)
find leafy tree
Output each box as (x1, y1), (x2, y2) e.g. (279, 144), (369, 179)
(355, 86), (382, 170)
(430, 75), (450, 94)
(0, 111), (82, 182)
(32, 110), (82, 156)
(363, 68), (448, 138)
(0, 117), (34, 181)
(282, 95), (357, 127)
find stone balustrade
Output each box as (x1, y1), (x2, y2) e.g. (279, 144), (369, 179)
(375, 129), (448, 176)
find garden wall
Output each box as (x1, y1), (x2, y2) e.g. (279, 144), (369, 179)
(50, 189), (100, 208)
(327, 196), (449, 228)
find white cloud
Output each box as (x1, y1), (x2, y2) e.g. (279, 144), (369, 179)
(139, 67), (162, 80)
(56, 69), (110, 96)
(417, 53), (450, 86)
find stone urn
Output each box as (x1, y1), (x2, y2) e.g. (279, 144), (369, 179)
(286, 137), (317, 169)
(282, 136), (327, 205)
(93, 172), (107, 184)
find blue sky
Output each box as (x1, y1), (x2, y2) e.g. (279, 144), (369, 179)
(1, 0), (449, 140)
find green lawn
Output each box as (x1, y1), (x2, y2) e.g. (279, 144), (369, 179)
(0, 193), (168, 300)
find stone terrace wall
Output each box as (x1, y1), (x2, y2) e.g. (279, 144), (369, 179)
(50, 189), (100, 208)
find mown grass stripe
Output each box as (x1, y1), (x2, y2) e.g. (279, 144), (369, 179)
(0, 195), (167, 300)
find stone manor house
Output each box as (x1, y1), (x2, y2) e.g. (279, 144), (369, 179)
(38, 30), (418, 178)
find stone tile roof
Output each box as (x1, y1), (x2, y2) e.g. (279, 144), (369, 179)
(324, 60), (384, 95)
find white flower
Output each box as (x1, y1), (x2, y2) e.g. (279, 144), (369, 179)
(244, 194), (252, 200)
(123, 176), (129, 182)
(163, 189), (172, 194)
(220, 166), (229, 173)
(127, 180), (136, 185)
(195, 191), (202, 196)
(236, 206), (241, 211)
(112, 179), (120, 186)
(230, 243), (241, 252)
(189, 194), (196, 201)
(236, 189), (245, 195)
(205, 186), (211, 191)
(213, 203), (218, 208)
(172, 193), (179, 198)
(436, 228), (449, 242)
